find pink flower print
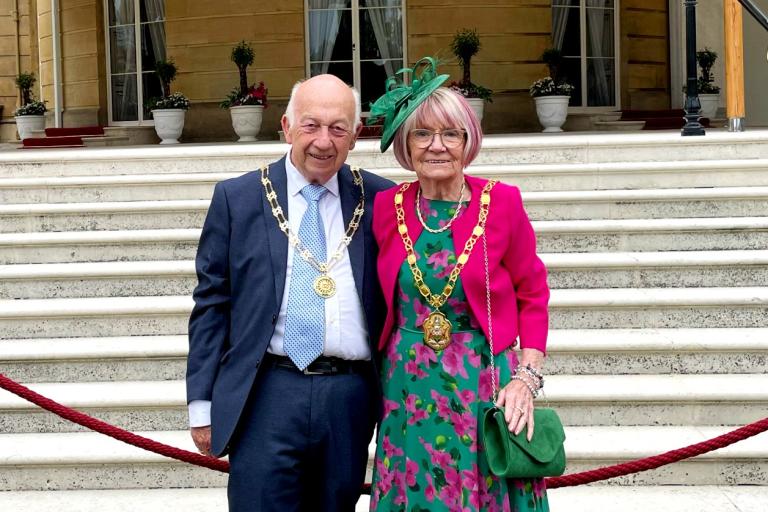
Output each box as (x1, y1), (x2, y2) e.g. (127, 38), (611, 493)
(462, 464), (480, 509)
(382, 435), (404, 459)
(449, 332), (472, 356)
(425, 473), (436, 502)
(441, 348), (467, 378)
(478, 367), (496, 402)
(385, 330), (402, 379)
(405, 394), (428, 425)
(468, 312), (480, 329)
(404, 359), (428, 379)
(447, 297), (468, 316)
(419, 437), (453, 467)
(454, 388), (476, 410)
(375, 457), (395, 496)
(533, 478), (547, 497)
(414, 343), (437, 366)
(397, 307), (407, 327)
(467, 351), (481, 368)
(405, 458), (418, 487)
(413, 298), (431, 328)
(382, 398), (400, 419)
(506, 349), (520, 369)
(435, 262), (456, 279)
(431, 389), (453, 420)
(439, 466), (463, 509)
(398, 285), (410, 304)
(393, 469), (407, 506)
(450, 410), (475, 438)
(427, 249), (451, 269)
(419, 195), (438, 219)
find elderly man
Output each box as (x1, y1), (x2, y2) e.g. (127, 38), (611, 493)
(186, 75), (393, 511)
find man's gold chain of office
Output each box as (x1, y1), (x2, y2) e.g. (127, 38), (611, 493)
(394, 179), (496, 351)
(260, 165), (365, 299)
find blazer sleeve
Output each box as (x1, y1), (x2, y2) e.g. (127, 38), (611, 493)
(501, 186), (550, 353)
(186, 182), (232, 403)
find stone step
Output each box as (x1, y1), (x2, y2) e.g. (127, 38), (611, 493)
(0, 200), (209, 233)
(0, 426), (764, 490)
(1, 486), (766, 512)
(2, 187), (767, 233)
(1, 288), (766, 339)
(2, 374), (767, 433)
(3, 216), (767, 263)
(3, 250), (765, 299)
(3, 328), (766, 384)
(2, 131), (768, 179)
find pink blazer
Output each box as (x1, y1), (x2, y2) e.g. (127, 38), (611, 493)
(373, 174), (550, 355)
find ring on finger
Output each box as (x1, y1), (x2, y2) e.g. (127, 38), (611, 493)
(514, 405), (525, 414)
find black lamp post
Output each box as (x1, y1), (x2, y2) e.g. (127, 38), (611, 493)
(682, 0), (706, 136)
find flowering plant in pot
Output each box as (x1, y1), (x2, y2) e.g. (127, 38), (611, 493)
(221, 41), (268, 142)
(696, 47), (720, 119)
(448, 28), (492, 122)
(530, 48), (574, 132)
(146, 59), (190, 144)
(13, 72), (47, 140)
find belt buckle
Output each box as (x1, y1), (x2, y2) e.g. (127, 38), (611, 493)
(302, 367), (324, 375)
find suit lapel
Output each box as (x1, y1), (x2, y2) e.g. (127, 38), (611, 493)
(339, 165), (365, 299)
(262, 157), (289, 308)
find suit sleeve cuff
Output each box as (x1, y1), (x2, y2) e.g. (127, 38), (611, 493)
(188, 400), (212, 428)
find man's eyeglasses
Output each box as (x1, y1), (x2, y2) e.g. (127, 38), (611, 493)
(298, 122), (352, 139)
(409, 128), (466, 148)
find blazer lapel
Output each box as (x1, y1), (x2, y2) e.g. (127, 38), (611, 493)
(450, 174), (487, 317)
(262, 157), (289, 308)
(339, 165), (365, 298)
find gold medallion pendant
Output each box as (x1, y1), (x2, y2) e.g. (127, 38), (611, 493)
(422, 310), (453, 351)
(313, 275), (337, 298)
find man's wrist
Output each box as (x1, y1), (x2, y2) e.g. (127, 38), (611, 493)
(188, 400), (212, 427)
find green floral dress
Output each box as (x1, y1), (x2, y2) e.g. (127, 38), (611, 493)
(371, 197), (549, 512)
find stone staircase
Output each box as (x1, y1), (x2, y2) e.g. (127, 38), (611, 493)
(1, 131), (767, 511)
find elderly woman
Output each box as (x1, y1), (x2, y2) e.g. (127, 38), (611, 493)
(368, 58), (551, 511)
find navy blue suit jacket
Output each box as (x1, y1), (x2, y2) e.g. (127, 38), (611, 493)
(186, 157), (393, 456)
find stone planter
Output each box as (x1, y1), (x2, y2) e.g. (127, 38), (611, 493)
(15, 115), (45, 141)
(533, 95), (570, 133)
(151, 109), (186, 144)
(465, 98), (485, 123)
(230, 105), (264, 142)
(698, 93), (719, 119)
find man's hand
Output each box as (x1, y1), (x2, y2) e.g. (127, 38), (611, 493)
(191, 426), (212, 456)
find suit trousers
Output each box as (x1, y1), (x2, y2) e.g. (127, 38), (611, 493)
(227, 361), (376, 512)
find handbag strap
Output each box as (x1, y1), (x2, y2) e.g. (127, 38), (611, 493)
(482, 231), (500, 403)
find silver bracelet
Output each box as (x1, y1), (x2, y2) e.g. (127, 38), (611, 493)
(511, 374), (539, 398)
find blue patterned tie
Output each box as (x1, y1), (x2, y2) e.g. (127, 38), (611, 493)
(283, 184), (329, 370)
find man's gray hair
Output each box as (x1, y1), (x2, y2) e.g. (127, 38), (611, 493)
(284, 79), (362, 130)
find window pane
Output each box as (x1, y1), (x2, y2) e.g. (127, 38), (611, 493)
(308, 10), (352, 62)
(110, 26), (136, 73)
(360, 0), (401, 7)
(360, 59), (402, 110)
(310, 61), (353, 86)
(111, 73), (138, 121)
(359, 8), (402, 60)
(140, 0), (165, 22)
(141, 22), (166, 71)
(554, 7), (581, 57)
(562, 56), (582, 107)
(586, 8), (614, 58)
(587, 58), (615, 106)
(108, 0), (135, 26)
(309, 0), (350, 9)
(142, 71), (163, 117)
(587, 0), (614, 7)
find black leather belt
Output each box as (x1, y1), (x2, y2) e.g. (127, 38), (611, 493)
(264, 353), (371, 376)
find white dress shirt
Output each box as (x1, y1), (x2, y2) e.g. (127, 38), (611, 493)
(188, 154), (370, 427)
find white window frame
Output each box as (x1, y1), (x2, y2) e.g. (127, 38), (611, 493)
(303, 0), (408, 115)
(558, 0), (622, 113)
(103, 0), (163, 126)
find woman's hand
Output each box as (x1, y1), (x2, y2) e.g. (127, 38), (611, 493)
(495, 348), (545, 442)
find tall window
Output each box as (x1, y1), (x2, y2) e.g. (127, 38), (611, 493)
(306, 0), (405, 111)
(552, 0), (619, 108)
(105, 0), (166, 123)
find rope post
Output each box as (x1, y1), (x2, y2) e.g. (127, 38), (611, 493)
(725, 0), (746, 131)
(682, 0), (706, 136)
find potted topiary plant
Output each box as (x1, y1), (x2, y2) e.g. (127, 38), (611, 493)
(530, 48), (574, 133)
(147, 59), (190, 144)
(448, 28), (492, 123)
(696, 47), (720, 119)
(13, 72), (47, 141)
(220, 41), (268, 142)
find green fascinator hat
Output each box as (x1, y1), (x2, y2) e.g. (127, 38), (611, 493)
(367, 56), (450, 153)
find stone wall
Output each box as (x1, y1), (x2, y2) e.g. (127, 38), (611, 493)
(0, 0), (37, 141)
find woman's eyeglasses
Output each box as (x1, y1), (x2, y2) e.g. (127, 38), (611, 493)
(409, 128), (466, 148)
(298, 122), (352, 139)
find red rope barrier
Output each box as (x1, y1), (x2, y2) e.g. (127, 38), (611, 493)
(2, 373), (767, 489)
(545, 416), (768, 488)
(0, 374), (229, 473)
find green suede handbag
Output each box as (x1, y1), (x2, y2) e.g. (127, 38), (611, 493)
(479, 232), (566, 478)
(481, 406), (566, 478)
